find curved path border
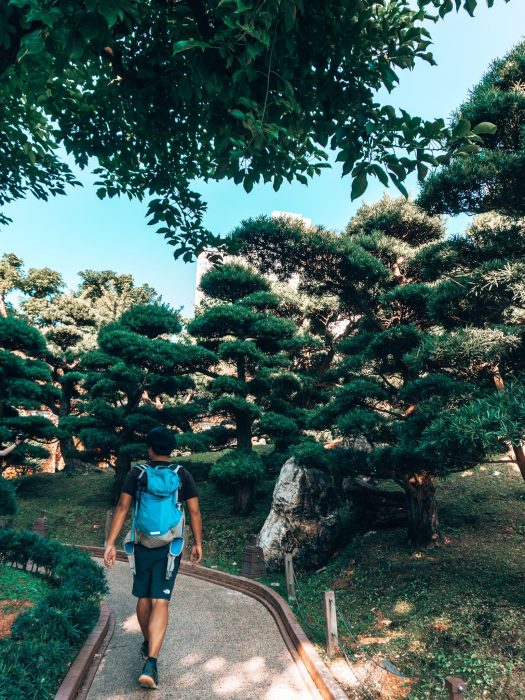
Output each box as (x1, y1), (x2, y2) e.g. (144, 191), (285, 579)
(54, 604), (114, 700)
(60, 546), (347, 700)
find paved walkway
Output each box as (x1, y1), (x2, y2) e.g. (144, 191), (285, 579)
(87, 560), (322, 700)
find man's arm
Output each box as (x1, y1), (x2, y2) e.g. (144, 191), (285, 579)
(186, 496), (202, 565)
(103, 492), (133, 568)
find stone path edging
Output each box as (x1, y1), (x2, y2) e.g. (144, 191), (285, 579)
(76, 545), (347, 700)
(54, 604), (114, 700)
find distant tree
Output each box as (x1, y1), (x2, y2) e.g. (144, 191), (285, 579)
(21, 268), (160, 472)
(0, 252), (62, 318)
(188, 262), (310, 512)
(418, 39), (525, 217)
(65, 304), (213, 496)
(1, 0), (496, 254)
(0, 315), (58, 474)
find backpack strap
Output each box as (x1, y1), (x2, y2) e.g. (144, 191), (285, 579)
(167, 464), (183, 504)
(131, 465), (148, 545)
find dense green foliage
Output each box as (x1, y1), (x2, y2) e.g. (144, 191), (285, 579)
(419, 39), (525, 216)
(188, 262), (311, 511)
(64, 303), (214, 494)
(1, 0), (502, 256)
(230, 193), (525, 544)
(0, 314), (58, 473)
(0, 477), (17, 518)
(0, 530), (107, 700)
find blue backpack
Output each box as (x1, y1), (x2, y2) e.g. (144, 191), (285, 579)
(124, 464), (185, 579)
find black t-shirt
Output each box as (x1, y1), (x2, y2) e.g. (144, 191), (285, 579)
(121, 461), (198, 502)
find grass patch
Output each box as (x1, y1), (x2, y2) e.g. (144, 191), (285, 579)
(0, 564), (49, 607)
(280, 464), (525, 699)
(13, 471), (115, 547)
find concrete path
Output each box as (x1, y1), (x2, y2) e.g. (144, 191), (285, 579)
(87, 560), (322, 700)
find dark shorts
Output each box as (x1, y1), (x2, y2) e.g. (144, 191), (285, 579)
(132, 544), (182, 601)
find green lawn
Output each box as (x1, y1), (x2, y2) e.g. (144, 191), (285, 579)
(280, 465), (525, 700)
(11, 460), (525, 699)
(0, 563), (49, 638)
(0, 564), (49, 606)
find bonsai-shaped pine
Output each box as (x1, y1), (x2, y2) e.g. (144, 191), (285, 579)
(65, 304), (214, 497)
(418, 40), (525, 218)
(406, 212), (525, 482)
(232, 199), (452, 543)
(0, 314), (59, 474)
(307, 197), (452, 545)
(188, 262), (303, 513)
(23, 268), (159, 472)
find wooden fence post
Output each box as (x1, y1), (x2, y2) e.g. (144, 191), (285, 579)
(104, 509), (113, 547)
(324, 590), (339, 657)
(445, 677), (468, 699)
(284, 553), (296, 602)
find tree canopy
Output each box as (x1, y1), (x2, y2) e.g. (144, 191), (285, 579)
(418, 38), (525, 216)
(1, 0), (504, 257)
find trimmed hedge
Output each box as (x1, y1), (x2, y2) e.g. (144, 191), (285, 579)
(0, 530), (108, 700)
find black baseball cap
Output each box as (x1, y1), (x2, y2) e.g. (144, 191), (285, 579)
(146, 426), (175, 456)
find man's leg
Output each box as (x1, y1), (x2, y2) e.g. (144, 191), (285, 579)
(148, 598), (169, 658)
(136, 597), (152, 641)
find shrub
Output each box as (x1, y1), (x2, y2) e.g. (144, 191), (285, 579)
(292, 440), (331, 472)
(210, 452), (265, 514)
(0, 530), (107, 699)
(0, 477), (17, 518)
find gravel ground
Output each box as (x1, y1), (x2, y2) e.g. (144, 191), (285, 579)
(87, 560), (322, 700)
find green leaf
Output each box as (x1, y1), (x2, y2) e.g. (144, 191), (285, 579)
(389, 173), (408, 198)
(284, 2), (297, 30)
(351, 172), (368, 201)
(472, 121), (497, 136)
(370, 164), (389, 187)
(98, 3), (120, 28)
(452, 118), (471, 139)
(22, 30), (45, 55)
(173, 40), (209, 55)
(230, 109), (246, 120)
(464, 0), (477, 16)
(417, 162), (429, 181)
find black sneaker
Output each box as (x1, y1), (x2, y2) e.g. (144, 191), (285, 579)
(139, 659), (158, 689)
(140, 639), (149, 659)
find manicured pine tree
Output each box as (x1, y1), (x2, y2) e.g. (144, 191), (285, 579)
(407, 213), (525, 482)
(65, 304), (214, 497)
(23, 268), (159, 472)
(0, 314), (58, 473)
(229, 200), (450, 543)
(187, 262), (307, 513)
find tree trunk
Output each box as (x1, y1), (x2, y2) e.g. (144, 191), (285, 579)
(0, 295), (6, 318)
(236, 414), (253, 452)
(401, 471), (439, 545)
(58, 383), (85, 474)
(234, 481), (255, 515)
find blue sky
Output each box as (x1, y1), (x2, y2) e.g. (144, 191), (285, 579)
(2, 2), (525, 315)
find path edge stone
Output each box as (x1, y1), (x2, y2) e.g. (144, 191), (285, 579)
(76, 546), (347, 700)
(54, 604), (114, 700)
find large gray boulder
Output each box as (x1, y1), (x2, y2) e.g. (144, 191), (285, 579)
(257, 457), (340, 570)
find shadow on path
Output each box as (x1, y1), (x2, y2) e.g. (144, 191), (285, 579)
(87, 560), (321, 700)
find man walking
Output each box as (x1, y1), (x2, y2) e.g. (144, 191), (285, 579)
(104, 426), (202, 689)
